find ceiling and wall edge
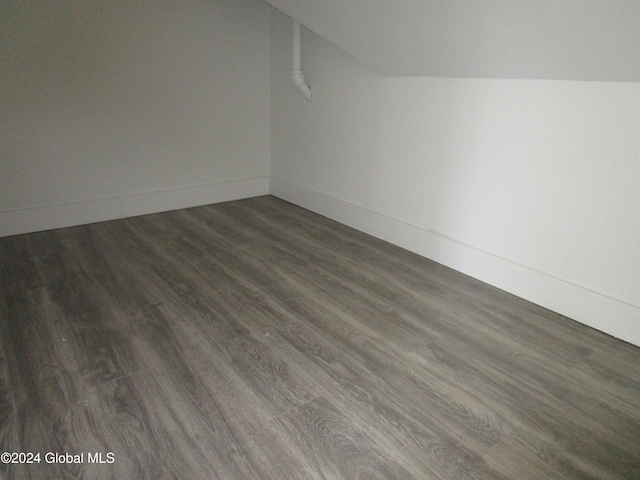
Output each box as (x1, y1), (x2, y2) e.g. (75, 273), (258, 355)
(264, 0), (640, 81)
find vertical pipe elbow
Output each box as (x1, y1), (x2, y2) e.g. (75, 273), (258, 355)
(292, 20), (311, 102)
(292, 69), (312, 102)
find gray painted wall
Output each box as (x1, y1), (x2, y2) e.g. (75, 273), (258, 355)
(1, 0), (271, 236)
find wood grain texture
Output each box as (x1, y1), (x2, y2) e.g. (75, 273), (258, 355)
(1, 195), (639, 479)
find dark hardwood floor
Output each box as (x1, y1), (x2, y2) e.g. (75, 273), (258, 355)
(1, 195), (639, 479)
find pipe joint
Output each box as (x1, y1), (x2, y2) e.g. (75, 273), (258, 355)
(292, 70), (312, 101)
(291, 21), (312, 102)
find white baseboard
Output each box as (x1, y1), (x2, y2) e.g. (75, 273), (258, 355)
(0, 176), (269, 238)
(270, 176), (640, 347)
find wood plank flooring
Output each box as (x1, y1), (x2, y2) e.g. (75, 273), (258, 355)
(1, 195), (639, 479)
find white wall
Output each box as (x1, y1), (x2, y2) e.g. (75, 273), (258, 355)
(0, 0), (270, 236)
(270, 9), (640, 346)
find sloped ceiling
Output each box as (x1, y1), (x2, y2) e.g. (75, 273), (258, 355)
(264, 0), (640, 81)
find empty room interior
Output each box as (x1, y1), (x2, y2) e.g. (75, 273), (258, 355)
(1, 0), (639, 478)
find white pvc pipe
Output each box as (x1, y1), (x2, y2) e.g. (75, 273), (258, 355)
(292, 20), (312, 102)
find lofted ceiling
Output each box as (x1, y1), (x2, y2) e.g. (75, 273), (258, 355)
(264, 0), (640, 81)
